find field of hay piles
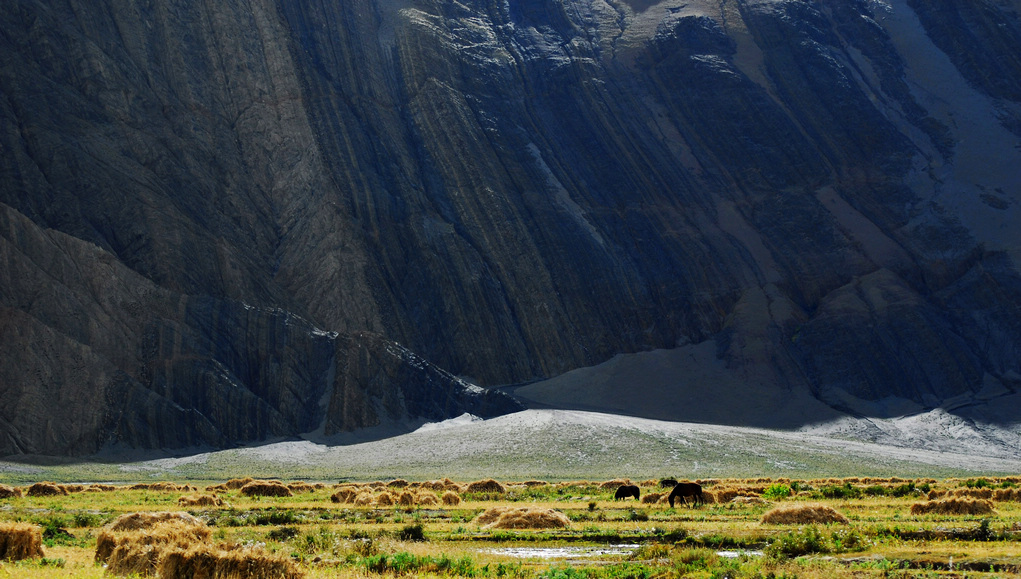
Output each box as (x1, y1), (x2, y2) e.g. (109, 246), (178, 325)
(761, 504), (849, 525)
(910, 498), (996, 516)
(0, 522), (44, 561)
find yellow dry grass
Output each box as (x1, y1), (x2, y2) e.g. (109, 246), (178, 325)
(475, 506), (571, 529)
(177, 494), (225, 507)
(158, 543), (303, 579)
(0, 484), (22, 499)
(465, 479), (506, 494)
(24, 482), (67, 497)
(910, 498), (996, 516)
(0, 522), (44, 561)
(240, 481), (293, 497)
(441, 490), (462, 505)
(761, 504), (849, 525)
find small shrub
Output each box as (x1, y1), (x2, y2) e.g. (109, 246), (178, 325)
(766, 526), (830, 558)
(763, 483), (792, 500)
(397, 523), (426, 541)
(819, 483), (861, 500)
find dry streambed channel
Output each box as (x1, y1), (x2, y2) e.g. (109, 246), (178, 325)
(1, 476), (1021, 577)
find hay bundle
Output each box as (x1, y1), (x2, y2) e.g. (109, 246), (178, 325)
(240, 481), (293, 498)
(61, 484), (86, 493)
(25, 482), (67, 497)
(0, 522), (44, 561)
(441, 491), (462, 506)
(599, 479), (630, 490)
(910, 498), (995, 516)
(331, 488), (359, 504)
(104, 511), (207, 533)
(178, 494), (225, 507)
(521, 480), (549, 487)
(375, 491), (396, 506)
(96, 520), (212, 572)
(994, 488), (1021, 502)
(476, 507), (570, 530)
(465, 479), (506, 494)
(129, 483), (153, 490)
(354, 492), (374, 506)
(158, 544), (303, 579)
(387, 479), (410, 488)
(88, 484), (118, 492)
(287, 482), (316, 494)
(641, 492), (663, 504)
(0, 484), (23, 499)
(224, 477), (255, 490)
(761, 504), (849, 525)
(206, 484), (230, 493)
(398, 491), (416, 506)
(952, 488), (994, 500)
(417, 492), (439, 506)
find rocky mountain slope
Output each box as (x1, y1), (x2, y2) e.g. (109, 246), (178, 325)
(2, 0), (1020, 456)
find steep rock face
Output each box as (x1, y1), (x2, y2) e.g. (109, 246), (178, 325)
(2, 0), (1021, 454)
(0, 203), (519, 455)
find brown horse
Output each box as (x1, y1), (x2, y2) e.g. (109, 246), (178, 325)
(614, 484), (640, 500)
(668, 482), (704, 508)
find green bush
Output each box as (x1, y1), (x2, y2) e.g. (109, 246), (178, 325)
(763, 484), (792, 500)
(819, 483), (862, 500)
(766, 526), (830, 559)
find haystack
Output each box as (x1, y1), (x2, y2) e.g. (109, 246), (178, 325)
(761, 504), (849, 525)
(0, 484), (23, 499)
(994, 488), (1021, 502)
(441, 491), (462, 506)
(224, 477), (255, 490)
(25, 482), (67, 497)
(96, 521), (212, 574)
(397, 491), (416, 506)
(354, 492), (374, 506)
(287, 482), (316, 494)
(105, 511), (207, 533)
(465, 479), (506, 494)
(475, 507), (571, 529)
(417, 492), (439, 506)
(641, 492), (663, 504)
(157, 544), (303, 579)
(331, 488), (358, 503)
(240, 481), (293, 498)
(375, 491), (396, 506)
(387, 479), (410, 488)
(910, 498), (995, 516)
(0, 522), (44, 561)
(599, 479), (631, 490)
(178, 494), (225, 507)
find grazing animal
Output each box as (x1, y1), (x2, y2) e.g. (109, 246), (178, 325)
(668, 482), (704, 508)
(614, 485), (640, 501)
(659, 478), (678, 488)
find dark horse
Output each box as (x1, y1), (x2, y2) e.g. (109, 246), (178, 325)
(614, 484), (640, 501)
(668, 482), (704, 508)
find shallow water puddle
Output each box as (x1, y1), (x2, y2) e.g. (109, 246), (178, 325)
(484, 546), (765, 560)
(483, 545), (640, 559)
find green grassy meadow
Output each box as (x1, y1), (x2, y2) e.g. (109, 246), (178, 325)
(2, 476), (1021, 578)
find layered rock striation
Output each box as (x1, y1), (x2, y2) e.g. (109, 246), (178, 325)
(1, 0), (1020, 454)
